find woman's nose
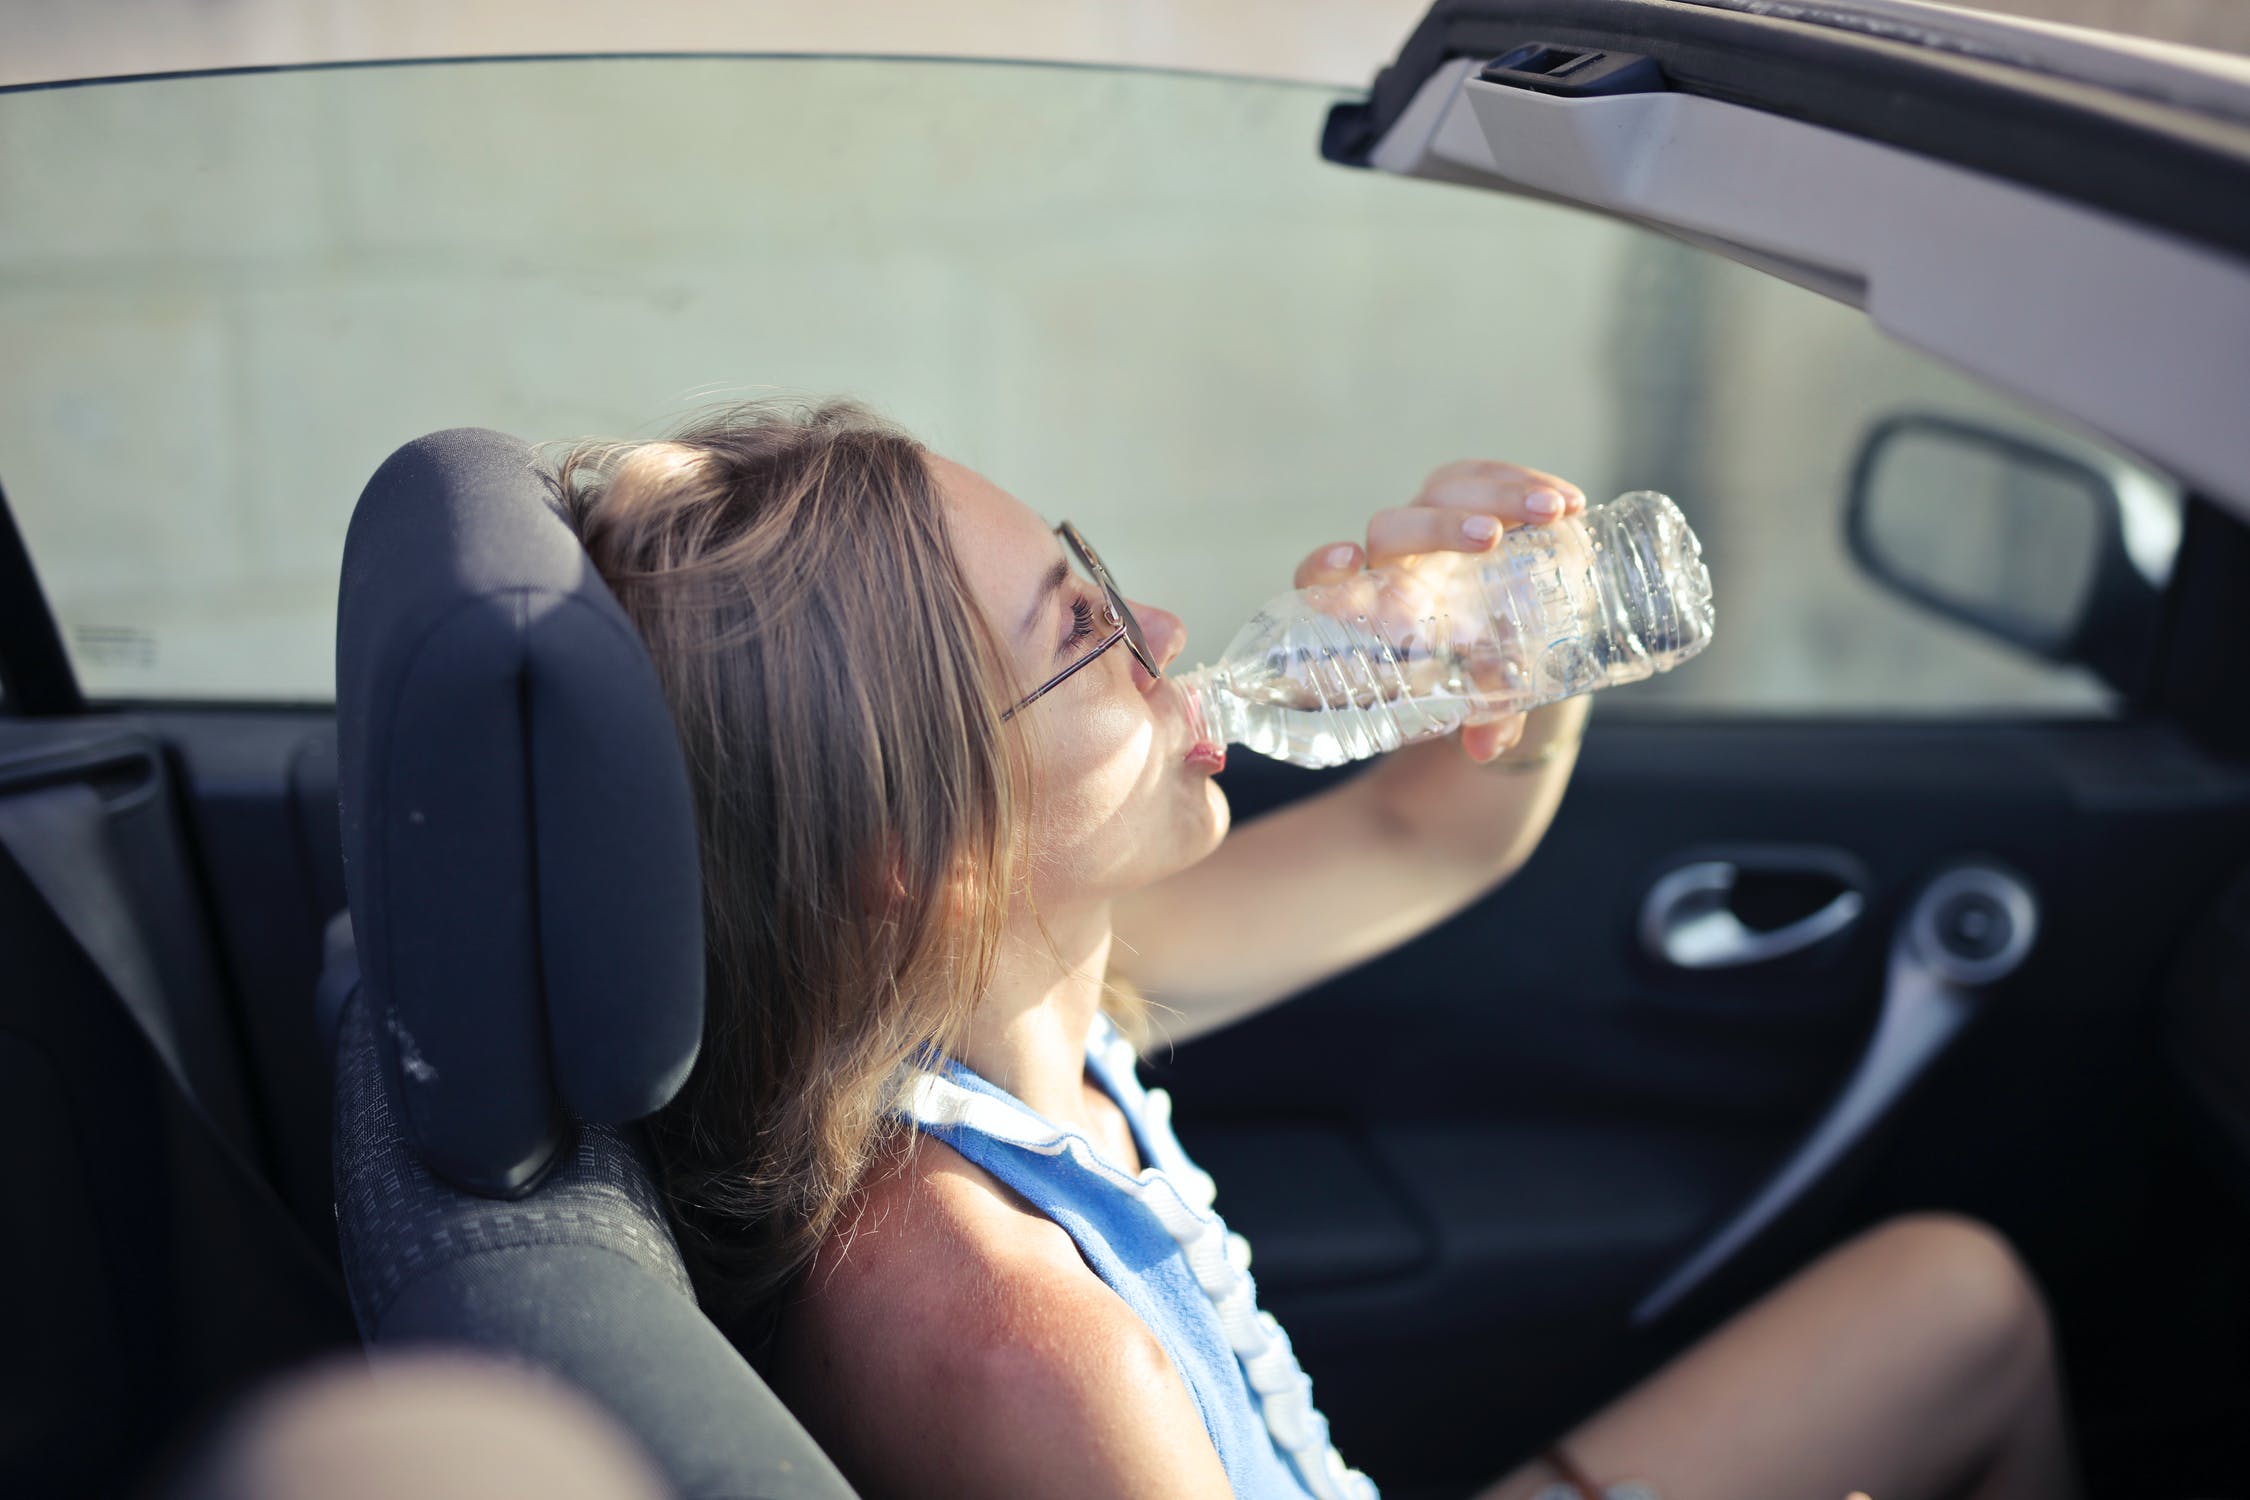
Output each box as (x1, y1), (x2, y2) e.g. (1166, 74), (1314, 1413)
(1131, 600), (1186, 687)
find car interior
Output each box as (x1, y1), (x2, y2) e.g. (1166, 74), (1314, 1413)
(5, 2), (2250, 1498)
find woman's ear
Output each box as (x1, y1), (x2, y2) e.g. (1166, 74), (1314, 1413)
(936, 849), (981, 926)
(860, 837), (980, 925)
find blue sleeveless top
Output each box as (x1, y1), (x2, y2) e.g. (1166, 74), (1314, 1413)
(900, 1015), (1378, 1500)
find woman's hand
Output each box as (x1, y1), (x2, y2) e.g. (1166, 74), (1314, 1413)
(1290, 459), (1588, 762)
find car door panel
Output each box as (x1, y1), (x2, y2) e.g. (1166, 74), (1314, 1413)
(1159, 719), (2250, 1482)
(0, 716), (355, 1494)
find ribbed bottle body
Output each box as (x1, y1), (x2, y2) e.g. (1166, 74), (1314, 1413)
(1179, 491), (1713, 769)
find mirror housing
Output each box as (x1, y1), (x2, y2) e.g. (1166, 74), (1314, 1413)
(1845, 413), (2164, 696)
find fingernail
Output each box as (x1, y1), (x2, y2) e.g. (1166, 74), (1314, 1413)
(1323, 544), (1356, 569)
(1527, 490), (1563, 518)
(1461, 514), (1500, 542)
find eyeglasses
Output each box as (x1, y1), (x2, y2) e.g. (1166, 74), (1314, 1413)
(1001, 521), (1160, 722)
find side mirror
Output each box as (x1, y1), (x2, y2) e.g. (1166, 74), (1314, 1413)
(1845, 413), (2168, 695)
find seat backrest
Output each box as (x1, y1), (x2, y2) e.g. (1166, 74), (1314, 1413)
(335, 427), (705, 1194)
(329, 428), (854, 1500)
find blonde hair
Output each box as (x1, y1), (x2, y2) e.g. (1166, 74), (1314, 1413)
(551, 399), (1019, 1331)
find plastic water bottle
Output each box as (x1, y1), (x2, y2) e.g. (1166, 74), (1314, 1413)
(1176, 491), (1714, 769)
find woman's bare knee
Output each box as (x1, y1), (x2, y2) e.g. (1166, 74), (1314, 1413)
(1848, 1213), (2054, 1380)
(1469, 1214), (2069, 1500)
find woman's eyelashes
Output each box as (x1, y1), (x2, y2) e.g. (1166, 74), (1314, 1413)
(1060, 595), (1097, 658)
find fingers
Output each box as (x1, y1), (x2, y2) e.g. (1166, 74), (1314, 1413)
(1363, 505), (1513, 567)
(1415, 459), (1587, 525)
(1460, 714), (1527, 763)
(1296, 511), (1511, 593)
(1292, 540), (1363, 590)
(1304, 461), (1589, 578)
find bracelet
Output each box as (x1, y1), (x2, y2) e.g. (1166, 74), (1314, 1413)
(1484, 732), (1583, 772)
(1535, 1444), (1661, 1500)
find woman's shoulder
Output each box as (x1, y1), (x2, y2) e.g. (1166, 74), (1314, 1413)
(777, 1132), (1131, 1393)
(772, 1133), (1232, 1499)
(796, 1131), (1084, 1328)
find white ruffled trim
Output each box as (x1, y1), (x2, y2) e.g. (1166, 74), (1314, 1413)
(902, 1022), (1378, 1500)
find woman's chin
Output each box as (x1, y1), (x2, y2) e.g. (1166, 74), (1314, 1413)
(1131, 779), (1230, 893)
(1194, 776), (1231, 852)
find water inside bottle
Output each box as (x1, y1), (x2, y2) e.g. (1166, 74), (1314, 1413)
(1182, 491), (1713, 769)
(1222, 676), (1472, 767)
(1187, 605), (1489, 768)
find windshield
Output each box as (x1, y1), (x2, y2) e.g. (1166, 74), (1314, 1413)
(0, 55), (2176, 710)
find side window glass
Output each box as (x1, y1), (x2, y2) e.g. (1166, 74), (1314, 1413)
(0, 58), (2178, 709)
(1046, 216), (2180, 720)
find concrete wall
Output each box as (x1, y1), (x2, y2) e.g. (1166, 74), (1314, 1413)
(0, 56), (2143, 709)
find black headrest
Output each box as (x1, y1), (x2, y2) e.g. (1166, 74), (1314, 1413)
(336, 429), (703, 1196)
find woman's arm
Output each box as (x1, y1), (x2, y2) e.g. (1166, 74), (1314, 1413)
(1113, 460), (1592, 1045)
(1114, 696), (1586, 1045)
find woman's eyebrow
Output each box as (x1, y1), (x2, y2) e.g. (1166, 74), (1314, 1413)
(1018, 556), (1070, 640)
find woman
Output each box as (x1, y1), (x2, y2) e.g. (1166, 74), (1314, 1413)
(557, 400), (2079, 1500)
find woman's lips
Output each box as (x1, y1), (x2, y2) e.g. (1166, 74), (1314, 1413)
(1165, 679), (1224, 772)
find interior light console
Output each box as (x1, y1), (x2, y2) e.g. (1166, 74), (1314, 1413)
(1633, 862), (2040, 1325)
(1478, 43), (1667, 98)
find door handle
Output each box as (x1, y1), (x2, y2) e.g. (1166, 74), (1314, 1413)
(1633, 862), (2040, 1324)
(1639, 859), (1864, 969)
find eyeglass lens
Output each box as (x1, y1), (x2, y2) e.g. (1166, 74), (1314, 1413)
(1059, 522), (1158, 679)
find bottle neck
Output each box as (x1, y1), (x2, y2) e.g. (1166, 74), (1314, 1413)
(1173, 665), (1242, 750)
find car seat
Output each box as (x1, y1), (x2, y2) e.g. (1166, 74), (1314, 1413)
(326, 428), (855, 1500)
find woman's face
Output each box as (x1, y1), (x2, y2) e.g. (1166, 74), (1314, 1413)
(932, 455), (1230, 910)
